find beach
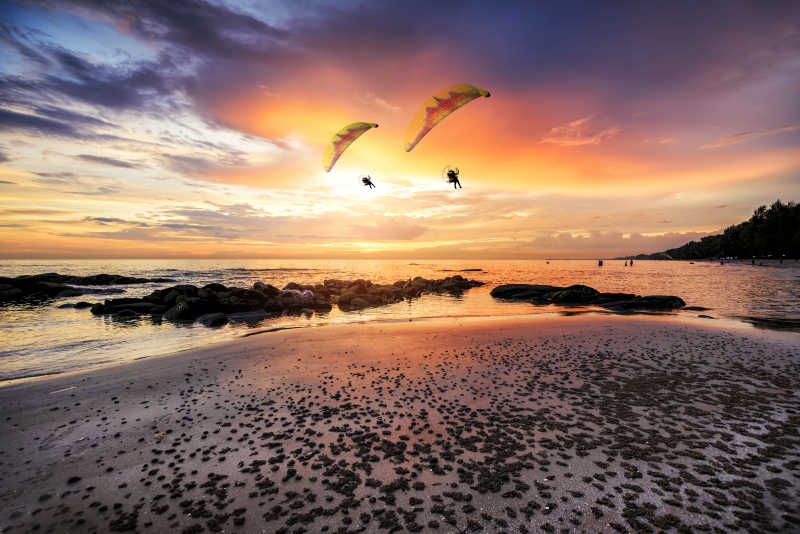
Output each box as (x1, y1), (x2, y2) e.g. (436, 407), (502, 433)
(1, 315), (798, 533)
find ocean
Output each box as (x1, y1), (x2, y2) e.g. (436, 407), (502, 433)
(1, 258), (798, 383)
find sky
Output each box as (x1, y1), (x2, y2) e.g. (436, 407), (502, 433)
(0, 0), (798, 259)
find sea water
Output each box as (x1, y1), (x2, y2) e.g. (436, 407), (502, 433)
(1, 259), (798, 382)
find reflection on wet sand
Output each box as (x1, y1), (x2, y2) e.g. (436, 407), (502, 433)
(1, 316), (798, 533)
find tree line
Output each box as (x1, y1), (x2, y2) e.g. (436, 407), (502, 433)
(639, 200), (800, 260)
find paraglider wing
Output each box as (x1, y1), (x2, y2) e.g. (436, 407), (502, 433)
(323, 122), (379, 172)
(404, 84), (490, 152)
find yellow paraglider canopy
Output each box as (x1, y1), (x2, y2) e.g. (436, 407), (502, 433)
(404, 84), (490, 152)
(322, 122), (379, 172)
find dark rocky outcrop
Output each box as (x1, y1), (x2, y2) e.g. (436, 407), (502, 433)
(17, 273), (172, 286)
(197, 313), (228, 327)
(599, 295), (686, 311)
(0, 278), (125, 305)
(0, 272), (171, 305)
(491, 283), (686, 311)
(87, 275), (483, 326)
(489, 284), (562, 300)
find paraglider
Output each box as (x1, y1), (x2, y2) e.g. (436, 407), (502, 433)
(404, 84), (490, 152)
(361, 175), (375, 189)
(322, 122), (379, 172)
(442, 165), (462, 189)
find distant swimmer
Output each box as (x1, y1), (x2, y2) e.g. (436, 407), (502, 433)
(625, 260), (628, 266)
(598, 259), (603, 267)
(361, 175), (375, 189)
(446, 168), (462, 189)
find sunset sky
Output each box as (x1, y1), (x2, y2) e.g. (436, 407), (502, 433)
(1, 0), (798, 259)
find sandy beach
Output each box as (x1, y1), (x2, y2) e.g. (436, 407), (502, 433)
(1, 315), (798, 533)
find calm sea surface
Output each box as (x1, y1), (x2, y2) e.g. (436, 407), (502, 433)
(1, 259), (798, 382)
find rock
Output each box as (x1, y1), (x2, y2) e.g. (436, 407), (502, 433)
(490, 284), (563, 299)
(593, 292), (638, 303)
(57, 303), (75, 308)
(0, 272), (162, 305)
(283, 282), (314, 291)
(164, 301), (192, 321)
(113, 309), (138, 318)
(78, 275), (482, 326)
(103, 298), (142, 308)
(349, 297), (370, 309)
(57, 288), (84, 297)
(111, 302), (156, 313)
(683, 306), (711, 311)
(196, 313), (228, 327)
(491, 283), (687, 311)
(203, 283), (227, 292)
(73, 301), (92, 309)
(0, 286), (24, 301)
(253, 282), (280, 297)
(602, 295), (686, 311)
(547, 284), (599, 303)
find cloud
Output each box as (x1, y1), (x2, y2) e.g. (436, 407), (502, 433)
(0, 180), (16, 185)
(700, 125), (800, 149)
(0, 22), (51, 66)
(75, 154), (140, 168)
(161, 154), (219, 175)
(526, 230), (711, 256)
(66, 186), (119, 196)
(364, 92), (401, 112)
(0, 107), (81, 137)
(349, 217), (426, 241)
(0, 208), (71, 215)
(45, 51), (178, 111)
(0, 108), (127, 142)
(540, 117), (621, 147)
(32, 105), (115, 128)
(83, 216), (135, 225)
(63, 0), (288, 60)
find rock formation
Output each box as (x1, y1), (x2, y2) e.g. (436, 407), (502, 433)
(491, 283), (686, 311)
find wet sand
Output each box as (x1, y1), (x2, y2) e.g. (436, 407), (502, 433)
(1, 315), (799, 533)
